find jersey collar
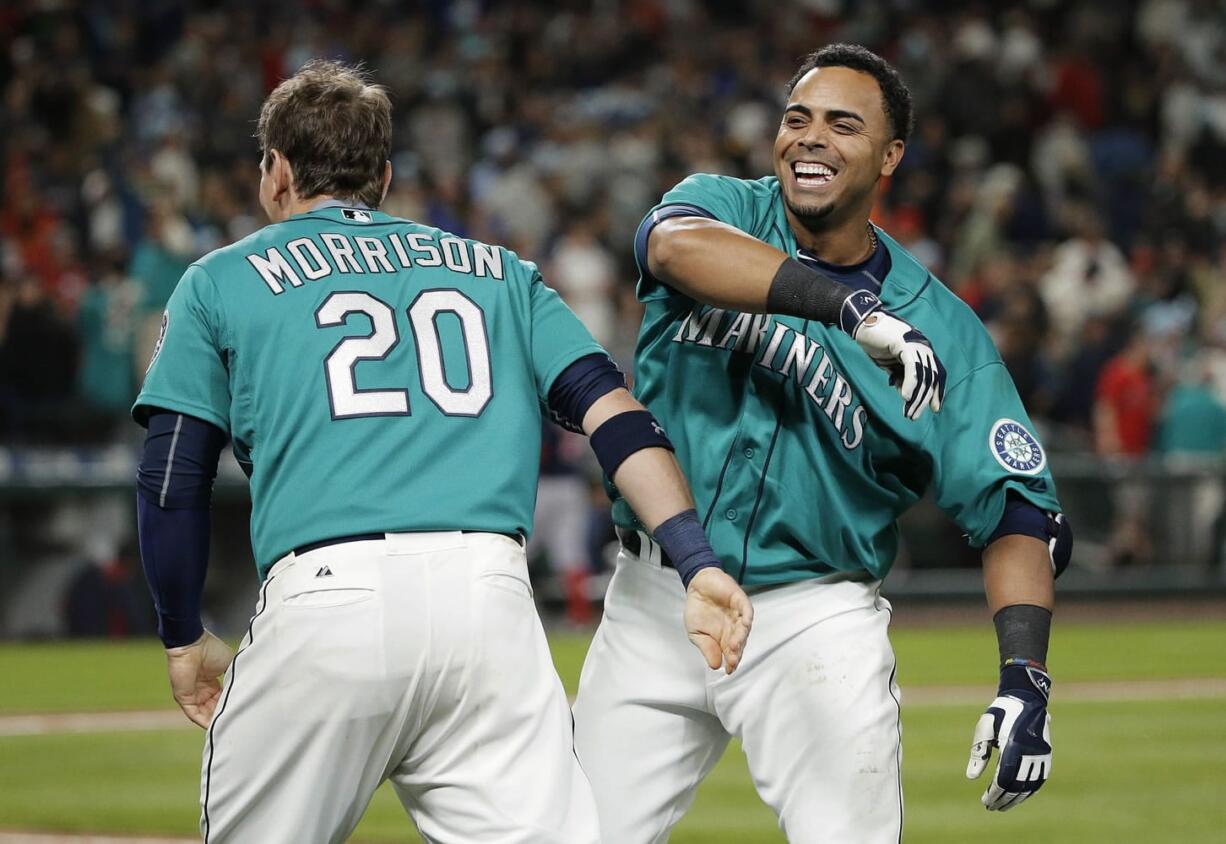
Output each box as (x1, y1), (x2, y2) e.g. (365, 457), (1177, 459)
(308, 198), (372, 211)
(289, 201), (387, 225)
(796, 232), (891, 294)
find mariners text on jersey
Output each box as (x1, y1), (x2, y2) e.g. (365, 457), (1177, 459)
(246, 230), (506, 295)
(673, 304), (867, 450)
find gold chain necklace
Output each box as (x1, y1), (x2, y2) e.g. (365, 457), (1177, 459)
(799, 223), (879, 263)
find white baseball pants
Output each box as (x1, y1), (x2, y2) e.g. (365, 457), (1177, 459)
(200, 531), (600, 844)
(572, 538), (903, 843)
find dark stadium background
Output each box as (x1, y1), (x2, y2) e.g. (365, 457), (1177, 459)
(0, 3), (1223, 841)
(3, 0), (1224, 634)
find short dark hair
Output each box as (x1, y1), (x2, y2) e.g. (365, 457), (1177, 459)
(256, 60), (392, 208)
(786, 44), (913, 143)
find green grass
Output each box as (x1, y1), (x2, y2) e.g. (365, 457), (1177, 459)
(891, 620), (1226, 685)
(4, 621), (1223, 715)
(2, 700), (1222, 842)
(0, 730), (203, 834)
(1, 621), (1224, 841)
(0, 640), (177, 714)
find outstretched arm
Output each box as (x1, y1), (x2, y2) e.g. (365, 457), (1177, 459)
(647, 217), (945, 420)
(647, 217), (799, 312)
(578, 386), (754, 673)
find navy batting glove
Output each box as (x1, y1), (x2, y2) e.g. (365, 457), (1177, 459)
(966, 660), (1052, 811)
(840, 291), (946, 420)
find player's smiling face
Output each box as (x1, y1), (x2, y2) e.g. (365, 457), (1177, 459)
(773, 66), (903, 230)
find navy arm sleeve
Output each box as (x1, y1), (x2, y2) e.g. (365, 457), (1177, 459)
(545, 353), (627, 433)
(634, 203), (716, 289)
(136, 411), (227, 648)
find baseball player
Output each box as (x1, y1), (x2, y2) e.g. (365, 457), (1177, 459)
(132, 60), (753, 844)
(572, 44), (1073, 842)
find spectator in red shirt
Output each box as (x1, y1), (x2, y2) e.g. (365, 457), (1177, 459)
(1094, 325), (1159, 565)
(1095, 327), (1157, 456)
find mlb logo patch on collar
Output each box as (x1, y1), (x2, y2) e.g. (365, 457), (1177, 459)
(342, 208), (372, 222)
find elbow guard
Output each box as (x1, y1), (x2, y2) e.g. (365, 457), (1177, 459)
(1048, 512), (1072, 579)
(988, 497), (1073, 580)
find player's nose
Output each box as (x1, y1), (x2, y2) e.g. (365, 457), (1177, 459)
(797, 132), (829, 150)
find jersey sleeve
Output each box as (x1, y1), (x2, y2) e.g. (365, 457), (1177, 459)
(527, 268), (607, 401)
(922, 361), (1062, 547)
(635, 173), (759, 302)
(132, 264), (232, 434)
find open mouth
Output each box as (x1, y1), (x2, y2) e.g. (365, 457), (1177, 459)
(792, 161), (836, 188)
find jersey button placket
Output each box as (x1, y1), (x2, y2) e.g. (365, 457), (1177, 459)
(725, 508), (738, 520)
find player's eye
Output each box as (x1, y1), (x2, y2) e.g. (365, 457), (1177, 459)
(833, 123), (855, 133)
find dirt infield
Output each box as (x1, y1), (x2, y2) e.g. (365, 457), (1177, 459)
(2, 676), (1223, 738)
(0, 711), (186, 737)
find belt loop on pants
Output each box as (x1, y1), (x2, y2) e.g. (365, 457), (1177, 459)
(615, 526), (674, 568)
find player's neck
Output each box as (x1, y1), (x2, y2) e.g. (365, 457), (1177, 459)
(288, 193), (341, 219)
(264, 193), (347, 224)
(786, 211), (876, 266)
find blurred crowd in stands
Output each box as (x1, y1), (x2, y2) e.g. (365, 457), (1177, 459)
(1, 1), (1225, 610)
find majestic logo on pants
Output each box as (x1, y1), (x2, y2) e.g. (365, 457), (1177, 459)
(989, 419), (1045, 475)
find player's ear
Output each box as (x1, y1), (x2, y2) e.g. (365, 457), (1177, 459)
(380, 160), (392, 204)
(880, 139), (904, 178)
(269, 149), (294, 202)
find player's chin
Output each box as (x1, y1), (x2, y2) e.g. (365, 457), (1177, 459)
(783, 194), (837, 224)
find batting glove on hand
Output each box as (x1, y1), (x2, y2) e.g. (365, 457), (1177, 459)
(840, 290), (946, 420)
(966, 662), (1053, 811)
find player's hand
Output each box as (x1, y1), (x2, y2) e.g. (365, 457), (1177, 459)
(966, 663), (1053, 811)
(842, 292), (945, 420)
(165, 629), (235, 729)
(684, 568), (753, 674)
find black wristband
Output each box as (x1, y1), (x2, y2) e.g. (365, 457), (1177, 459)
(993, 603), (1052, 667)
(589, 410), (674, 479)
(766, 258), (855, 327)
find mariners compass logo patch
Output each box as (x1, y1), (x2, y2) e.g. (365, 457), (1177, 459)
(989, 418), (1046, 475)
(146, 310), (169, 373)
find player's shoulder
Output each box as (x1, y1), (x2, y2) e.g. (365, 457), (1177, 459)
(192, 222), (285, 280)
(658, 172), (780, 233)
(664, 171), (779, 202)
(383, 215), (542, 282)
(877, 228), (1001, 375)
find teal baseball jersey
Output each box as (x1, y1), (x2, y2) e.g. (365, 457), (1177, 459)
(135, 205), (603, 578)
(613, 173), (1061, 586)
